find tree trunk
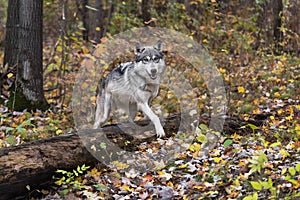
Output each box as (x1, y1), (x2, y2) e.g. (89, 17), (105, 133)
(3, 0), (19, 69)
(1, 0), (18, 97)
(273, 0), (283, 52)
(5, 0), (49, 111)
(93, 0), (104, 43)
(141, 0), (155, 27)
(102, 0), (114, 39)
(76, 0), (90, 41)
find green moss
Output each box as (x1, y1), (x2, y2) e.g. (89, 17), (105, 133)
(240, 104), (254, 114)
(7, 86), (49, 111)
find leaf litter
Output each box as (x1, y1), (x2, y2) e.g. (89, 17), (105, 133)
(0, 40), (300, 200)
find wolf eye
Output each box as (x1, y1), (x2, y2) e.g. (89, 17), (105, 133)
(153, 57), (160, 63)
(142, 57), (150, 63)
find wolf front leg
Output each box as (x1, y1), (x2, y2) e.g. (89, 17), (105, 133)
(94, 92), (111, 128)
(138, 102), (165, 138)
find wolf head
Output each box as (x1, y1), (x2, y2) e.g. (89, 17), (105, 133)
(134, 41), (165, 81)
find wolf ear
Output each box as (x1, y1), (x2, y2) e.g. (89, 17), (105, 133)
(134, 43), (142, 55)
(154, 41), (162, 51)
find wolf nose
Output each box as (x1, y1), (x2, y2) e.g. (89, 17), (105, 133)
(151, 69), (157, 74)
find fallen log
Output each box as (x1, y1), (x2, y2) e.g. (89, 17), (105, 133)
(0, 115), (182, 200)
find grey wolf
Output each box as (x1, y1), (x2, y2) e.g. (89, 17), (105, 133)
(93, 41), (166, 137)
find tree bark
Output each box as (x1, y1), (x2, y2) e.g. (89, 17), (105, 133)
(3, 0), (19, 68)
(5, 0), (49, 111)
(102, 0), (114, 39)
(141, 0), (155, 27)
(76, 0), (90, 41)
(273, 0), (283, 52)
(93, 0), (104, 43)
(1, 0), (18, 97)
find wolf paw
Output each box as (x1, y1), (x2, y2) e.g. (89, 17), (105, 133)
(156, 129), (165, 138)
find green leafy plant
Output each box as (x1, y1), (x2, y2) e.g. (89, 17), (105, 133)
(249, 178), (276, 198)
(223, 139), (233, 148)
(249, 151), (268, 174)
(282, 163), (300, 187)
(5, 119), (35, 140)
(54, 164), (90, 195)
(241, 123), (259, 134)
(243, 192), (258, 200)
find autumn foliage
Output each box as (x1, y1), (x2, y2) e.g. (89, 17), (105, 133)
(0, 0), (299, 199)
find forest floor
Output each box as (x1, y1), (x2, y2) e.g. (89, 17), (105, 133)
(0, 43), (300, 199)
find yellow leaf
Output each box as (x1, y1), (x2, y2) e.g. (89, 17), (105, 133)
(111, 161), (129, 170)
(295, 124), (300, 136)
(87, 167), (101, 178)
(219, 68), (226, 74)
(238, 160), (246, 167)
(274, 92), (280, 97)
(56, 45), (62, 52)
(121, 185), (132, 191)
(178, 164), (187, 169)
(96, 27), (101, 31)
(243, 115), (249, 121)
(235, 179), (240, 186)
(253, 99), (259, 105)
(233, 132), (242, 139)
(193, 185), (204, 190)
(3, 84), (9, 90)
(103, 65), (109, 70)
(7, 73), (14, 78)
(252, 108), (261, 114)
(285, 115), (293, 121)
(189, 143), (201, 152)
(281, 168), (287, 175)
(277, 109), (284, 115)
(82, 46), (89, 54)
(214, 157), (223, 163)
(167, 181), (174, 187)
(238, 86), (245, 93)
(288, 106), (294, 114)
(157, 171), (165, 175)
(279, 149), (290, 159)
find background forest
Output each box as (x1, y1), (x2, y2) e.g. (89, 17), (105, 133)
(0, 0), (299, 199)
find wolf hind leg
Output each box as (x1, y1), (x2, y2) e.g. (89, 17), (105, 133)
(128, 102), (137, 122)
(94, 92), (111, 128)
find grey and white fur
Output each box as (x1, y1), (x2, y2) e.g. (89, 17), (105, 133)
(93, 41), (166, 137)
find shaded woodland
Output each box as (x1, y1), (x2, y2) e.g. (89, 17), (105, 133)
(0, 0), (299, 199)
